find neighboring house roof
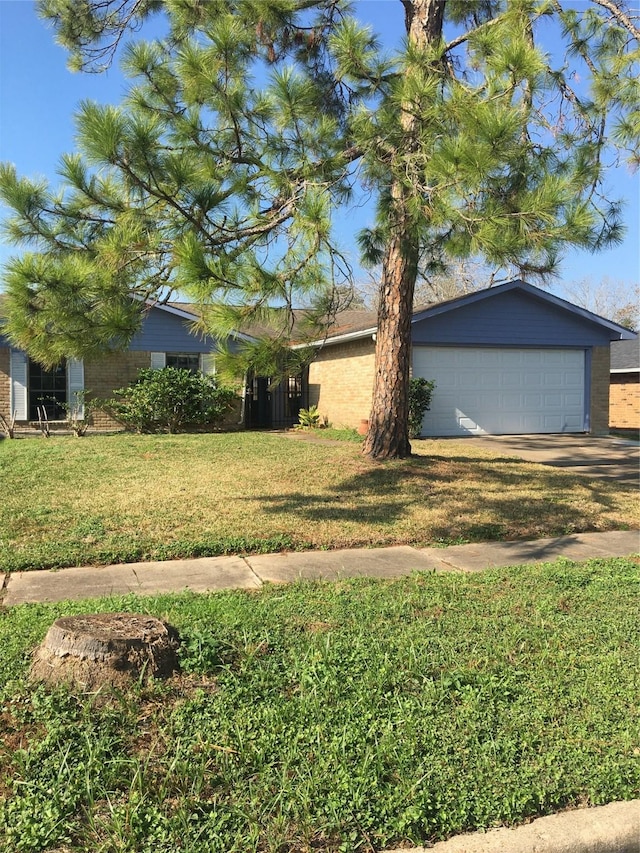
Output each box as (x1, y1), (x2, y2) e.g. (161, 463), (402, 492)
(611, 339), (640, 373)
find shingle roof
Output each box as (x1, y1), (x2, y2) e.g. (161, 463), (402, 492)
(611, 339), (640, 372)
(166, 301), (381, 342)
(3, 284), (635, 348)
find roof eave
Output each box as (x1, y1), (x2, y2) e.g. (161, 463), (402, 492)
(291, 327), (377, 349)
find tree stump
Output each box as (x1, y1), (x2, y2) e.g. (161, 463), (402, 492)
(30, 613), (180, 690)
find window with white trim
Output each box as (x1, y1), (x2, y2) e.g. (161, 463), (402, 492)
(151, 352), (215, 376)
(166, 353), (200, 373)
(9, 351), (84, 421)
(28, 360), (67, 420)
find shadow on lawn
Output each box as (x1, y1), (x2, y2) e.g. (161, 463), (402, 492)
(253, 452), (631, 542)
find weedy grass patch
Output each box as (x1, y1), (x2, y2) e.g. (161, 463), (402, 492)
(0, 558), (638, 852)
(0, 432), (637, 571)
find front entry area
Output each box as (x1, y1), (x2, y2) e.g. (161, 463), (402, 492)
(413, 347), (586, 437)
(245, 371), (308, 429)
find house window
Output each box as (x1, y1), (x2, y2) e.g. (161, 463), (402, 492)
(28, 360), (67, 420)
(166, 353), (200, 373)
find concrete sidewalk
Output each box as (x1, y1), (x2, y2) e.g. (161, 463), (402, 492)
(2, 531), (639, 853)
(3, 529), (638, 606)
(386, 799), (640, 853)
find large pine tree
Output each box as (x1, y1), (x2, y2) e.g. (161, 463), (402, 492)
(1, 0), (638, 457)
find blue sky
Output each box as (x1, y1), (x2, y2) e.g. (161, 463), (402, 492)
(1, 0), (638, 300)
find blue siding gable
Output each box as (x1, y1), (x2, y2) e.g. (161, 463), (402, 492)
(129, 305), (218, 353)
(411, 286), (617, 347)
(0, 305), (243, 356)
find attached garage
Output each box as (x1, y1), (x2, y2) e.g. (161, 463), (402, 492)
(307, 280), (636, 437)
(413, 346), (586, 436)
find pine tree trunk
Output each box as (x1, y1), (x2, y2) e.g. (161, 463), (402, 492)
(362, 201), (418, 459)
(363, 0), (445, 460)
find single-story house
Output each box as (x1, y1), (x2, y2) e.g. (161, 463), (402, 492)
(0, 301), (218, 431)
(609, 338), (640, 431)
(0, 297), (307, 432)
(306, 279), (636, 437)
(1, 279), (636, 437)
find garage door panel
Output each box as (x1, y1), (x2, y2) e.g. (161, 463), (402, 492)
(564, 392), (583, 406)
(477, 351), (502, 367)
(458, 415), (478, 432)
(543, 392), (563, 406)
(523, 393), (543, 408)
(458, 373), (483, 390)
(562, 414), (584, 430)
(523, 374), (543, 387)
(564, 371), (583, 386)
(502, 372), (527, 387)
(413, 347), (585, 436)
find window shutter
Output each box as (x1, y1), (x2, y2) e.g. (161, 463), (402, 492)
(67, 358), (85, 418)
(9, 349), (28, 421)
(150, 352), (166, 369)
(200, 353), (216, 376)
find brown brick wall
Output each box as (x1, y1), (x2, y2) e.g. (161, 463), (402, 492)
(308, 337), (376, 429)
(609, 374), (640, 429)
(0, 349), (241, 434)
(85, 352), (242, 432)
(85, 351), (151, 430)
(590, 346), (610, 435)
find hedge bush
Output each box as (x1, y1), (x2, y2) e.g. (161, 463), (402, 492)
(107, 367), (237, 433)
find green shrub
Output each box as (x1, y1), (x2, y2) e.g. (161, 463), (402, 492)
(107, 367), (237, 433)
(408, 377), (436, 438)
(296, 405), (323, 428)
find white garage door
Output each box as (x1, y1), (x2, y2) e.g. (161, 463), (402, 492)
(413, 347), (586, 436)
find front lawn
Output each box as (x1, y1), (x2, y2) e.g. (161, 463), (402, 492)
(0, 432), (637, 572)
(0, 559), (638, 852)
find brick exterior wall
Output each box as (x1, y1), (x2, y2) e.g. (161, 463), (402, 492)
(589, 346), (610, 436)
(86, 352), (242, 431)
(85, 351), (151, 431)
(609, 374), (640, 429)
(0, 348), (241, 434)
(0, 347), (10, 425)
(308, 337), (376, 429)
(1, 341), (622, 435)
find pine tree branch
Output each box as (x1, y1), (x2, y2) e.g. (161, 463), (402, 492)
(443, 15), (501, 55)
(589, 0), (640, 41)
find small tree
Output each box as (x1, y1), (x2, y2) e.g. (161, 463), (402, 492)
(107, 367), (237, 434)
(408, 378), (435, 439)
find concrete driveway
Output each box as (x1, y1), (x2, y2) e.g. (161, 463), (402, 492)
(460, 434), (639, 483)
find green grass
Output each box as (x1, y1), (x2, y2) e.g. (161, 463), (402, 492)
(0, 432), (637, 572)
(0, 558), (638, 852)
